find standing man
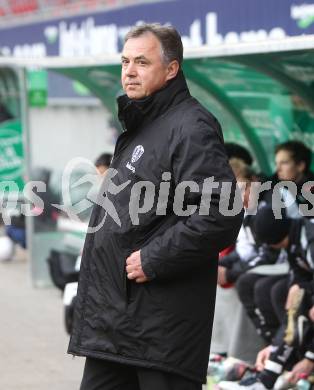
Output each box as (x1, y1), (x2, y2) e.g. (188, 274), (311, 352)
(68, 23), (242, 390)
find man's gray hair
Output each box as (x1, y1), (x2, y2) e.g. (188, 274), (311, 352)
(124, 23), (183, 67)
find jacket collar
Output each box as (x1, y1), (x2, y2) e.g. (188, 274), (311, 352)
(117, 70), (191, 133)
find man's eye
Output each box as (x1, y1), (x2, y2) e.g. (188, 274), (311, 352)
(138, 61), (147, 65)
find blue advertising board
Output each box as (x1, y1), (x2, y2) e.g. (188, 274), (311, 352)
(1, 0), (313, 97)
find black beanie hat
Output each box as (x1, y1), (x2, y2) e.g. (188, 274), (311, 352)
(253, 206), (291, 245)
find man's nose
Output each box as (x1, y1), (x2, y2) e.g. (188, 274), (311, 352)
(125, 62), (137, 76)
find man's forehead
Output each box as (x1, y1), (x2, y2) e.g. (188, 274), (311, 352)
(122, 33), (161, 56)
(276, 151), (293, 160)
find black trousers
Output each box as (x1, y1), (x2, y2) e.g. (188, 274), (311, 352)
(80, 357), (202, 390)
(236, 273), (289, 343)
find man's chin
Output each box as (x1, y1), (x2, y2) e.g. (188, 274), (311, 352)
(126, 92), (145, 100)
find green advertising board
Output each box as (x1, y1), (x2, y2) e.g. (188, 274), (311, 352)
(27, 69), (47, 107)
(0, 119), (24, 190)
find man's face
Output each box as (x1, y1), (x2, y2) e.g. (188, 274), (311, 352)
(275, 150), (305, 182)
(96, 165), (109, 176)
(121, 33), (171, 100)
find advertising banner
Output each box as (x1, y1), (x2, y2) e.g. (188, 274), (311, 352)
(1, 0), (313, 97)
(0, 120), (24, 190)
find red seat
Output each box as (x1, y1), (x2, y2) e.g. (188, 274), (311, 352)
(9, 0), (38, 14)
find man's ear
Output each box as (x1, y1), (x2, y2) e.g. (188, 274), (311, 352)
(166, 60), (180, 81)
(297, 161), (306, 174)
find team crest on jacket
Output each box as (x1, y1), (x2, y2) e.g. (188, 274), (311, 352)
(126, 145), (144, 173)
(131, 145), (144, 163)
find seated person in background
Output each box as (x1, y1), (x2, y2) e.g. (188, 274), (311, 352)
(94, 153), (112, 176)
(219, 206), (314, 390)
(219, 284), (314, 390)
(268, 140), (314, 218)
(218, 159), (281, 288)
(254, 283), (314, 387)
(225, 143), (253, 167)
(0, 167), (59, 259)
(287, 301), (314, 383)
(218, 144), (255, 286)
(234, 140), (314, 344)
(212, 146), (257, 356)
(235, 205), (290, 344)
(5, 213), (26, 249)
(218, 158), (257, 286)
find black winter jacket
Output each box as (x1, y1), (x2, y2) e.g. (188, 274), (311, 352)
(68, 71), (243, 383)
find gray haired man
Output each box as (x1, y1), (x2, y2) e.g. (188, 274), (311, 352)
(68, 23), (242, 390)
